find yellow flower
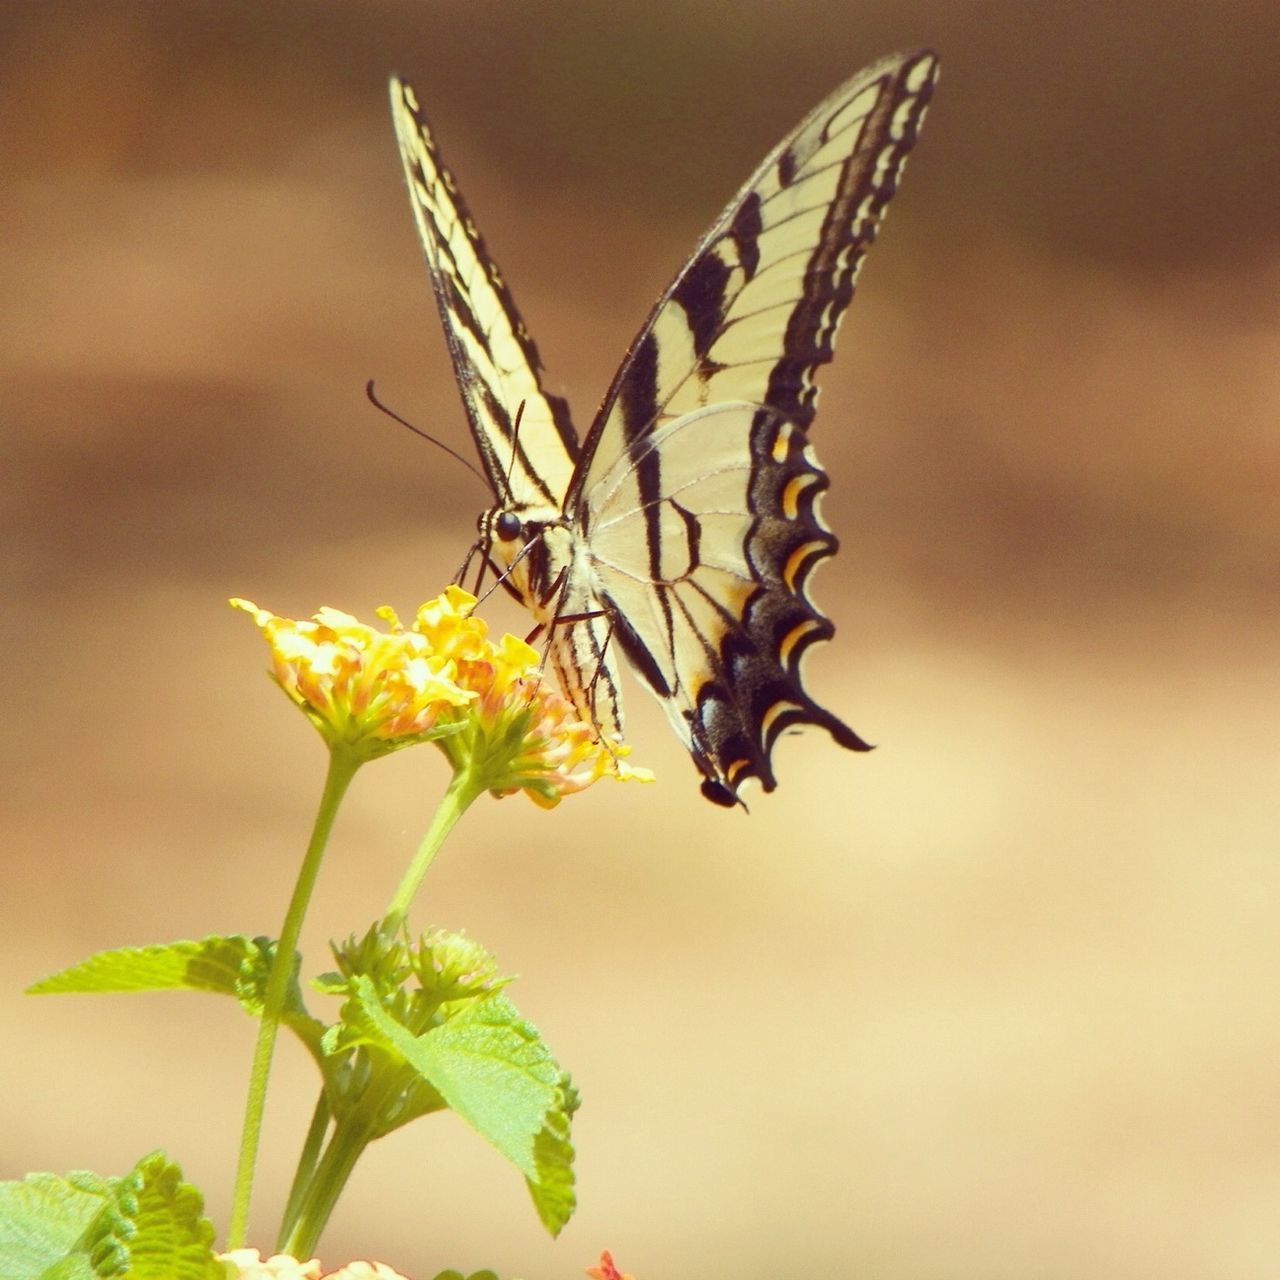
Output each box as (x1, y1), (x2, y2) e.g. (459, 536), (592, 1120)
(235, 587), (652, 803)
(232, 597), (474, 762)
(416, 593), (653, 805)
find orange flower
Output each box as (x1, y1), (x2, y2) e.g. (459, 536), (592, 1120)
(484, 675), (653, 809)
(586, 1249), (636, 1280)
(422, 597), (653, 806)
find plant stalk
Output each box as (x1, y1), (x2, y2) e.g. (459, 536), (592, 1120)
(276, 1091), (333, 1251)
(382, 765), (482, 928)
(226, 748), (360, 1249)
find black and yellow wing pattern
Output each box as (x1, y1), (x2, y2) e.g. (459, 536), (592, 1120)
(390, 50), (938, 806)
(389, 79), (578, 511)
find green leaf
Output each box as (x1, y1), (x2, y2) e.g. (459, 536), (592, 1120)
(93, 1151), (220, 1280)
(429, 1272), (502, 1280)
(0, 1155), (220, 1280)
(0, 1170), (112, 1279)
(348, 978), (576, 1232)
(28, 936), (263, 998)
(525, 1072), (579, 1236)
(28, 936), (325, 1055)
(37, 1256), (97, 1280)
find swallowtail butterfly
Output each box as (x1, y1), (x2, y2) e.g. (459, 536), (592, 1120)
(389, 50), (937, 806)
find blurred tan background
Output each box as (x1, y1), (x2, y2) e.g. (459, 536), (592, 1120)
(3, 2), (1278, 1277)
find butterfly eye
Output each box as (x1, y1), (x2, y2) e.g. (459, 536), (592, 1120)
(494, 511), (522, 542)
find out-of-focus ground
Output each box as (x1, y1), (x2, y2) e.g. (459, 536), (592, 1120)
(2, 3), (1277, 1278)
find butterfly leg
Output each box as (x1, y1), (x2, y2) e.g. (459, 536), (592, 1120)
(452, 540), (482, 590)
(582, 619), (617, 713)
(526, 565), (570, 646)
(470, 547), (492, 596)
(530, 570), (609, 659)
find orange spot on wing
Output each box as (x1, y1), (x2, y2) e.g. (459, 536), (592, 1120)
(783, 539), (827, 591)
(779, 618), (820, 666)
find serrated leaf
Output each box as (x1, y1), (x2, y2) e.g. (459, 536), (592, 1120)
(0, 1171), (113, 1279)
(28, 937), (262, 998)
(525, 1072), (578, 1236)
(77, 1151), (221, 1280)
(349, 978), (575, 1230)
(0, 1155), (220, 1280)
(121, 1154), (220, 1279)
(28, 936), (325, 1054)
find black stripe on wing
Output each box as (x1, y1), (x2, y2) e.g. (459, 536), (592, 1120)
(764, 72), (923, 424)
(568, 49), (938, 518)
(602, 407), (870, 806)
(390, 78), (579, 509)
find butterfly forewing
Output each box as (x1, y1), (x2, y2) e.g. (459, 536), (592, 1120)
(570, 49), (938, 501)
(389, 78), (578, 510)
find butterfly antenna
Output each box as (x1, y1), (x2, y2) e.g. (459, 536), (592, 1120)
(365, 380), (489, 490)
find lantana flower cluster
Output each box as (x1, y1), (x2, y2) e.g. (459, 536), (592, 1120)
(234, 586), (651, 806)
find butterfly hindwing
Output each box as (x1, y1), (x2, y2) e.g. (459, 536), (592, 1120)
(580, 399), (871, 804)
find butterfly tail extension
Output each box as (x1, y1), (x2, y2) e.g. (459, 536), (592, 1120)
(690, 406), (874, 808)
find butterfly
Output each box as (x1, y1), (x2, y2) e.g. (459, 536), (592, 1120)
(389, 50), (937, 806)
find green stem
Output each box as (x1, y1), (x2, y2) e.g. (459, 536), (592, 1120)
(278, 1080), (390, 1258)
(276, 768), (486, 1253)
(382, 765), (483, 928)
(276, 1091), (333, 1252)
(279, 1127), (366, 1258)
(226, 748), (361, 1250)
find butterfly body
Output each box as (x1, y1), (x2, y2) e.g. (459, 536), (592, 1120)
(390, 51), (937, 805)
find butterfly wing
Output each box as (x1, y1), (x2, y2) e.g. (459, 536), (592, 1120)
(562, 50), (938, 804)
(389, 77), (579, 510)
(391, 77), (629, 744)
